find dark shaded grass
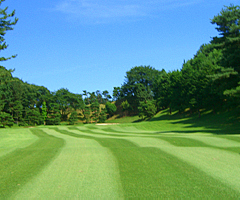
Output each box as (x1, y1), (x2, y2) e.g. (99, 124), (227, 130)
(218, 135), (240, 143)
(217, 135), (240, 153)
(151, 109), (240, 135)
(68, 126), (129, 137)
(155, 136), (240, 155)
(157, 136), (211, 147)
(101, 127), (132, 134)
(54, 128), (240, 199)
(0, 129), (65, 199)
(83, 125), (99, 130)
(68, 126), (240, 155)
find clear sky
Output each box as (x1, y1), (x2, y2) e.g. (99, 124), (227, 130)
(2, 0), (238, 95)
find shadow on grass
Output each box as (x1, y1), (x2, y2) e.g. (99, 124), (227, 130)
(150, 108), (240, 135)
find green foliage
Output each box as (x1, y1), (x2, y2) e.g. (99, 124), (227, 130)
(55, 88), (84, 121)
(112, 87), (123, 101)
(0, 111), (13, 127)
(152, 70), (170, 111)
(90, 99), (100, 123)
(121, 66), (163, 113)
(120, 100), (130, 116)
(0, 0), (18, 61)
(25, 108), (43, 126)
(83, 105), (91, 124)
(70, 112), (78, 124)
(138, 100), (157, 119)
(47, 103), (61, 125)
(98, 108), (107, 123)
(211, 5), (240, 97)
(68, 111), (78, 125)
(102, 90), (112, 102)
(105, 102), (117, 117)
(224, 82), (240, 97)
(41, 101), (47, 125)
(0, 4), (239, 125)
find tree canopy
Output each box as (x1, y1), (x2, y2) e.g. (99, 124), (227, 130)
(0, 4), (239, 126)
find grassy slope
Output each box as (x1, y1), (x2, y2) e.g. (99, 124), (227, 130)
(103, 109), (240, 141)
(1, 109), (240, 198)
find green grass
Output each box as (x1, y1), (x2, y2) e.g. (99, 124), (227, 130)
(13, 128), (123, 199)
(53, 128), (240, 198)
(0, 128), (38, 157)
(0, 109), (240, 198)
(107, 115), (142, 123)
(0, 129), (65, 199)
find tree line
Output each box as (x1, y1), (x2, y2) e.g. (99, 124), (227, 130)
(0, 2), (239, 127)
(0, 71), (117, 127)
(112, 5), (240, 119)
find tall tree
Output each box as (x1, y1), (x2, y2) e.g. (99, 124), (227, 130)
(211, 5), (240, 97)
(121, 65), (162, 113)
(41, 101), (47, 125)
(54, 88), (83, 121)
(68, 111), (78, 125)
(102, 90), (112, 102)
(47, 103), (61, 125)
(153, 70), (172, 112)
(90, 98), (100, 123)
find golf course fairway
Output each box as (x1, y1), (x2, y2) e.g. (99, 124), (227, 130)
(1, 124), (240, 199)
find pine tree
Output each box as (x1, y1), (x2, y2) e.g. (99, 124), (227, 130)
(211, 5), (240, 97)
(68, 111), (78, 125)
(0, 0), (18, 61)
(42, 101), (47, 125)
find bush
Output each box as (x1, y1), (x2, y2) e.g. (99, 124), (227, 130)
(138, 100), (157, 119)
(105, 102), (117, 117)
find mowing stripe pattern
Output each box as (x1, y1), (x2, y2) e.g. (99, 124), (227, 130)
(1, 125), (240, 199)
(0, 129), (65, 199)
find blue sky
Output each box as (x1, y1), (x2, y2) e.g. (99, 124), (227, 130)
(2, 0), (238, 95)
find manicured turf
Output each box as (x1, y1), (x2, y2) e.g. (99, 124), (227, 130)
(1, 118), (240, 198)
(0, 128), (38, 157)
(0, 129), (65, 199)
(13, 128), (123, 199)
(54, 128), (240, 199)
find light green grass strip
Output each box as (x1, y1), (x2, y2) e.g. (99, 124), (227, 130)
(57, 130), (240, 198)
(0, 129), (65, 199)
(184, 135), (240, 147)
(14, 128), (123, 200)
(0, 128), (38, 157)
(127, 137), (240, 193)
